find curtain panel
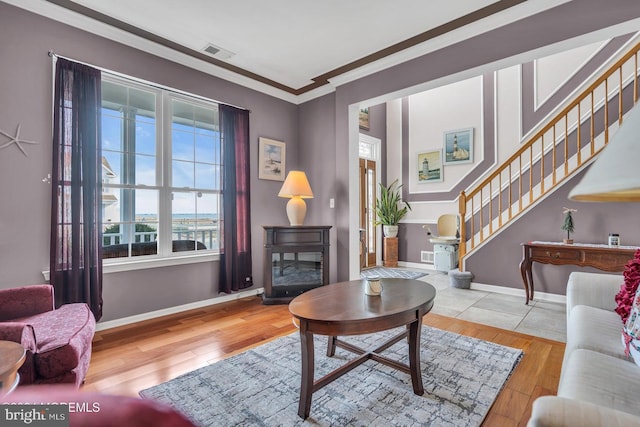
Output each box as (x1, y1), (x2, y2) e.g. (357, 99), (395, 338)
(219, 105), (253, 293)
(50, 58), (103, 320)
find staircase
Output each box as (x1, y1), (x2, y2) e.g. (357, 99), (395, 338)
(458, 40), (640, 268)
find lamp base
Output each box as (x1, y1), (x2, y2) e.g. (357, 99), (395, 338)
(286, 197), (307, 226)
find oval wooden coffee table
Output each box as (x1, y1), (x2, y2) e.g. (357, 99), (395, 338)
(0, 341), (26, 395)
(289, 278), (436, 419)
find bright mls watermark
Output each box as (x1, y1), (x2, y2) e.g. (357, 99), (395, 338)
(1, 405), (69, 426)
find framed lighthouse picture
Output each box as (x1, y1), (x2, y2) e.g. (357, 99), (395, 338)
(443, 128), (473, 165)
(417, 149), (443, 183)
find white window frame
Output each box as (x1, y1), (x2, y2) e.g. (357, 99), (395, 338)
(101, 74), (220, 272)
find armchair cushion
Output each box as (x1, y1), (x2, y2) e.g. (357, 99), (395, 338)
(0, 322), (37, 350)
(3, 385), (196, 427)
(0, 285), (54, 321)
(15, 303), (95, 379)
(0, 322), (38, 384)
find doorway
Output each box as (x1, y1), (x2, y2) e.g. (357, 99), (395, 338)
(358, 134), (381, 270)
(359, 158), (377, 268)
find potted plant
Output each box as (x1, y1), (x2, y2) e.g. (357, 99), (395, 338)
(561, 207), (577, 244)
(375, 179), (411, 237)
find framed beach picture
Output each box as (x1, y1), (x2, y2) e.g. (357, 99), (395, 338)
(258, 137), (286, 181)
(443, 128), (473, 165)
(359, 107), (370, 130)
(417, 150), (443, 183)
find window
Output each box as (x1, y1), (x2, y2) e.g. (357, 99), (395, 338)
(101, 75), (221, 260)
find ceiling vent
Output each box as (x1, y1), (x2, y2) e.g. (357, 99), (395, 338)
(202, 43), (235, 60)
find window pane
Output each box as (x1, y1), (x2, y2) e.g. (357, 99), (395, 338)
(172, 129), (194, 162)
(102, 109), (123, 152)
(129, 87), (156, 116)
(135, 120), (156, 155)
(195, 133), (215, 163)
(172, 192), (196, 248)
(172, 160), (194, 188)
(171, 99), (219, 190)
(134, 189), (159, 246)
(101, 82), (157, 187)
(197, 193), (219, 250)
(102, 80), (127, 106)
(102, 188), (158, 258)
(135, 154), (156, 186)
(172, 191), (218, 252)
(195, 163), (215, 190)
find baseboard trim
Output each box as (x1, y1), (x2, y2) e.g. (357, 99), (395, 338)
(96, 276), (565, 332)
(398, 261), (437, 271)
(96, 287), (264, 331)
(470, 282), (566, 304)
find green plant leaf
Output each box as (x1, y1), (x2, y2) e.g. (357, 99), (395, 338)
(374, 179), (411, 226)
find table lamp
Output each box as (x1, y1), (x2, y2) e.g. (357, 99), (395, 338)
(278, 170), (314, 225)
(569, 102), (640, 202)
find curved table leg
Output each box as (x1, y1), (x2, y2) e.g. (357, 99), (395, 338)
(519, 258), (532, 305)
(298, 328), (315, 419)
(407, 316), (424, 395)
(527, 267), (535, 303)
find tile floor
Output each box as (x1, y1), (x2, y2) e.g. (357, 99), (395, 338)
(419, 271), (567, 342)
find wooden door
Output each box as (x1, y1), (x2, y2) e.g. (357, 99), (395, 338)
(359, 158), (377, 268)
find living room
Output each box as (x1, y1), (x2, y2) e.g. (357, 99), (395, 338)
(2, 1), (640, 426)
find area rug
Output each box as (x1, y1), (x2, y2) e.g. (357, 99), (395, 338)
(361, 266), (427, 280)
(140, 326), (522, 426)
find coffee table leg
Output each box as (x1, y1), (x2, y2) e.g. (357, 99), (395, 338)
(326, 336), (337, 357)
(408, 316), (424, 395)
(298, 328), (315, 419)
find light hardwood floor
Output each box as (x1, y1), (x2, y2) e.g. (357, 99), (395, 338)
(83, 295), (564, 426)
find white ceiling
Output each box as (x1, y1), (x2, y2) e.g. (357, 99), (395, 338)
(72, 0), (508, 89)
(1, 0), (607, 102)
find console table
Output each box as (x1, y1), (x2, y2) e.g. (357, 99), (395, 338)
(262, 225), (331, 304)
(520, 241), (638, 304)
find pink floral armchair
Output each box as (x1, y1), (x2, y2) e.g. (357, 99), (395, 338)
(0, 284), (96, 387)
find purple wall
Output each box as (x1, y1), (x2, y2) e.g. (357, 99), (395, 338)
(0, 3), (298, 322)
(323, 0), (640, 281)
(2, 1), (640, 324)
(297, 93), (338, 282)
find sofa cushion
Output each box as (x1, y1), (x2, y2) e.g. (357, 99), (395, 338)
(16, 303), (96, 379)
(564, 305), (626, 363)
(559, 349), (640, 417)
(528, 395), (640, 427)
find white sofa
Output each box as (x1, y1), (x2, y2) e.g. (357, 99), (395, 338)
(528, 272), (640, 427)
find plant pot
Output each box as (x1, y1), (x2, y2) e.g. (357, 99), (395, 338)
(563, 238), (574, 244)
(383, 225), (398, 237)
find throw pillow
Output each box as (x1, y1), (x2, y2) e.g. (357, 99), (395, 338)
(615, 249), (640, 323)
(623, 284), (640, 366)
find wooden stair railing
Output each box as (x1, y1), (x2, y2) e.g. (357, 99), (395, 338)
(458, 41), (640, 269)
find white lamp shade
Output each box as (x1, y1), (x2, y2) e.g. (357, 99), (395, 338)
(278, 171), (314, 198)
(278, 171), (313, 226)
(569, 102), (640, 202)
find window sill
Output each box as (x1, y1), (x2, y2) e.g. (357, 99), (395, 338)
(103, 252), (219, 274)
(41, 252), (219, 281)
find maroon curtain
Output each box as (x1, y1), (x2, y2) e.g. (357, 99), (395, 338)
(219, 105), (253, 293)
(50, 58), (103, 320)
